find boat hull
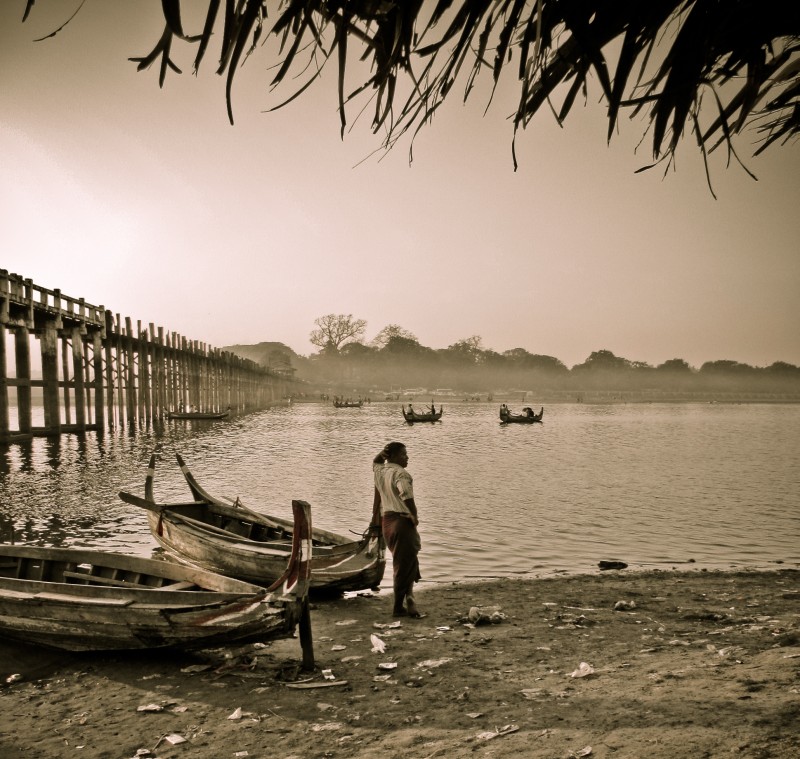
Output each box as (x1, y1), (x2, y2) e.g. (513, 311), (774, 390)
(121, 454), (385, 594)
(500, 406), (544, 424)
(166, 411), (230, 420)
(145, 510), (384, 593)
(402, 406), (443, 423)
(0, 545), (301, 652)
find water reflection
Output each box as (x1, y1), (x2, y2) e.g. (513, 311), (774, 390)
(0, 403), (798, 584)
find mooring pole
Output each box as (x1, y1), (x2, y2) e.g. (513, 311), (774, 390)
(299, 597), (315, 672)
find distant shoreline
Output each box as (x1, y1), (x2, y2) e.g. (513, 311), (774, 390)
(297, 393), (800, 404)
(16, 392), (800, 410)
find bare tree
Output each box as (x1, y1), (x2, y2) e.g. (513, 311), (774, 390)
(309, 314), (367, 353)
(22, 1), (800, 186)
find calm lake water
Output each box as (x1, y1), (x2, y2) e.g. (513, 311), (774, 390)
(0, 402), (797, 590)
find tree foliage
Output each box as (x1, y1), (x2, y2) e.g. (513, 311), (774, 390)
(573, 349), (632, 371)
(371, 324), (418, 348)
(657, 358), (693, 372)
(23, 1), (800, 183)
(309, 313), (367, 352)
(302, 331), (799, 396)
(446, 336), (485, 362)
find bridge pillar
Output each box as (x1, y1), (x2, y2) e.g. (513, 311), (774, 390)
(15, 327), (32, 436)
(72, 326), (86, 430)
(92, 330), (104, 430)
(0, 326), (8, 442)
(40, 320), (61, 434)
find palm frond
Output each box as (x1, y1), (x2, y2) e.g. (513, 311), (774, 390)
(25, 0), (800, 173)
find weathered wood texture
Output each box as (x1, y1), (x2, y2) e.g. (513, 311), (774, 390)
(0, 270), (290, 441)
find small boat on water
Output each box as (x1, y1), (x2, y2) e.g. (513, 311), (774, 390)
(499, 405), (544, 424)
(119, 454), (385, 595)
(165, 408), (230, 420)
(333, 400), (363, 408)
(402, 405), (443, 423)
(0, 501), (312, 652)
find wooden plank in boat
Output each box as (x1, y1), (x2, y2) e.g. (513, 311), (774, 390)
(232, 543), (289, 556)
(33, 592), (135, 606)
(62, 571), (158, 589)
(0, 588), (37, 600)
(157, 581), (195, 590)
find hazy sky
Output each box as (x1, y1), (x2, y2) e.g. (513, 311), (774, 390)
(3, 2), (799, 370)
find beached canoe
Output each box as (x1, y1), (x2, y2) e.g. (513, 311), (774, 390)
(119, 453), (385, 595)
(0, 502), (311, 652)
(402, 405), (443, 423)
(499, 406), (544, 424)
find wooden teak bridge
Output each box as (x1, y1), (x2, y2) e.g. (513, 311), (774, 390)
(0, 270), (292, 442)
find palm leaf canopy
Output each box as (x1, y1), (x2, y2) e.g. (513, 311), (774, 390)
(25, 0), (800, 171)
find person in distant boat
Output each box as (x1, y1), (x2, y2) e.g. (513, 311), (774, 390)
(407, 403), (414, 417)
(430, 402), (436, 415)
(372, 442), (424, 618)
(524, 407), (534, 418)
(500, 403), (509, 416)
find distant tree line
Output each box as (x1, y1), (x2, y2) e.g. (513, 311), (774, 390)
(297, 316), (800, 397)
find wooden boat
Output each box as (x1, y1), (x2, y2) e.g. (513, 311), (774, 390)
(165, 408), (230, 420)
(402, 405), (443, 423)
(0, 501), (312, 652)
(332, 400), (362, 408)
(119, 454), (385, 595)
(499, 406), (544, 424)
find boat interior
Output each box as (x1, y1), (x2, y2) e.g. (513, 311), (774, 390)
(166, 501), (352, 553)
(0, 555), (201, 591)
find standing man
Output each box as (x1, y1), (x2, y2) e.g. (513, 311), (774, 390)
(372, 442), (424, 618)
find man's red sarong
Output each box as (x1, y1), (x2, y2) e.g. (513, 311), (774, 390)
(382, 511), (421, 594)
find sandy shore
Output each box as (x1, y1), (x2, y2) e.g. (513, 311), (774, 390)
(1, 568), (798, 758)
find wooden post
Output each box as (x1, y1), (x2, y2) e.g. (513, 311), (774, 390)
(189, 339), (198, 410)
(0, 325), (8, 442)
(125, 317), (136, 426)
(40, 320), (61, 434)
(150, 323), (160, 420)
(201, 344), (209, 411)
(61, 334), (72, 425)
(172, 334), (179, 411)
(91, 328), (103, 427)
(116, 314), (125, 428)
(181, 336), (189, 411)
(104, 311), (115, 429)
(15, 327), (32, 436)
(157, 326), (165, 420)
(299, 598), (315, 672)
(102, 311), (115, 430)
(171, 334), (179, 411)
(138, 320), (151, 425)
(83, 338), (92, 426)
(72, 326), (86, 430)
